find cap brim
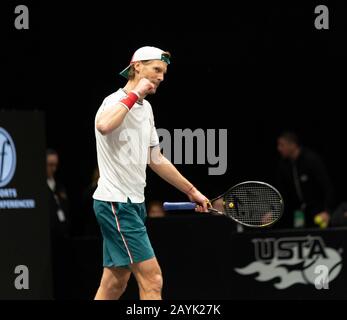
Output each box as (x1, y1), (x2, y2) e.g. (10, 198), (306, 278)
(119, 65), (131, 79)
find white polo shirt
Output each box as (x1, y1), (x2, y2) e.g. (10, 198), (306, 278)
(93, 89), (159, 203)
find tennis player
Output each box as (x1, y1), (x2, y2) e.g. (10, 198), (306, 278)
(93, 46), (209, 300)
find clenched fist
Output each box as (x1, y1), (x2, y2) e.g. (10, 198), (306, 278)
(133, 78), (156, 98)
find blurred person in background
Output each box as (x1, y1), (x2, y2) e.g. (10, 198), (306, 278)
(46, 148), (71, 299)
(275, 131), (335, 229)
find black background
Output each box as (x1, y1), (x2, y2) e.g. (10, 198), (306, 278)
(2, 1), (347, 229)
(1, 0), (347, 307)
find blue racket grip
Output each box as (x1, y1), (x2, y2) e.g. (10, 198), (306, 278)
(163, 202), (196, 211)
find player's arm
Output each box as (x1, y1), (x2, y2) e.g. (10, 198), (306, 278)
(96, 102), (130, 135)
(96, 78), (154, 135)
(148, 147), (208, 212)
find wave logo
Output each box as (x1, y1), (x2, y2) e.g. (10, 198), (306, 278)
(234, 236), (343, 289)
(0, 127), (17, 187)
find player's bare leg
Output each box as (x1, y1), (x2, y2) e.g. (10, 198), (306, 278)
(130, 257), (163, 300)
(94, 266), (131, 300)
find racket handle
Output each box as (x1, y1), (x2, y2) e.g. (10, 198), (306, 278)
(163, 202), (196, 211)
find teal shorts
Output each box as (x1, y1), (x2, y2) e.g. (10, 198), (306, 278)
(93, 198), (155, 268)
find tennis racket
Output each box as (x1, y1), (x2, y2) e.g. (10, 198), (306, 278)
(163, 181), (284, 228)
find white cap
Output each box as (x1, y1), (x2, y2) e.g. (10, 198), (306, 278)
(119, 46), (170, 79)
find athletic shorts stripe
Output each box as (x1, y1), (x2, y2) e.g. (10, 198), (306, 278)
(110, 202), (134, 264)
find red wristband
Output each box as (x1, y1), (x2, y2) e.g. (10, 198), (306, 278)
(119, 91), (139, 111)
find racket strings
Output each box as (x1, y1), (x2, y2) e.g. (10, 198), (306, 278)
(224, 183), (282, 226)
